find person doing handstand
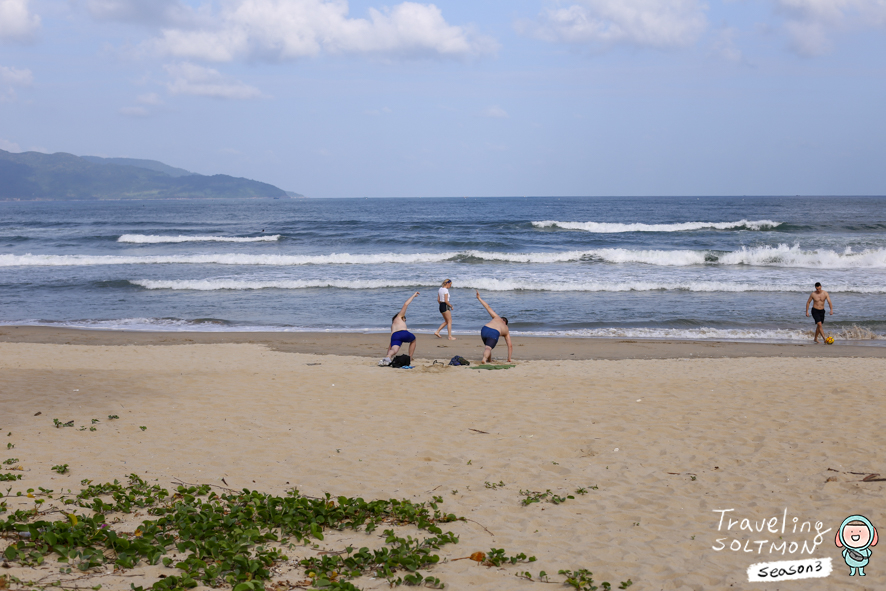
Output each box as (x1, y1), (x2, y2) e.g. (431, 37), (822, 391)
(379, 291), (420, 366)
(475, 291), (512, 364)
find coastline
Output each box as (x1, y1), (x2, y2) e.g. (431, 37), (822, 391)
(1, 325), (885, 360)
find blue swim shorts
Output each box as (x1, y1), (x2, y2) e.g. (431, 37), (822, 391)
(480, 326), (500, 349)
(390, 330), (416, 348)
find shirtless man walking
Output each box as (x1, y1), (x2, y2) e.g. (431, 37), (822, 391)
(805, 282), (834, 343)
(379, 291), (420, 366)
(476, 291), (513, 364)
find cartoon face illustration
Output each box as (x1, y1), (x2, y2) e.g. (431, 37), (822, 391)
(836, 515), (878, 576)
(844, 524), (873, 548)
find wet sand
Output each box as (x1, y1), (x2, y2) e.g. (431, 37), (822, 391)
(1, 325), (885, 360)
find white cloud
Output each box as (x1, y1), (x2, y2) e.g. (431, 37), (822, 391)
(118, 93), (164, 117)
(164, 62), (263, 99)
(712, 26), (743, 62)
(523, 0), (708, 49)
(0, 65), (32, 86)
(0, 0), (41, 42)
(83, 0), (194, 25)
(147, 0), (496, 62)
(481, 105), (509, 118)
(118, 105), (152, 117)
(136, 92), (163, 105)
(0, 138), (22, 151)
(0, 65), (32, 103)
(774, 0), (886, 56)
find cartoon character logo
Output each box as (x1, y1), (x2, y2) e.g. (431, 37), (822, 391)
(835, 515), (878, 576)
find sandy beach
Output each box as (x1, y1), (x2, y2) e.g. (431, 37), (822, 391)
(2, 329), (885, 590)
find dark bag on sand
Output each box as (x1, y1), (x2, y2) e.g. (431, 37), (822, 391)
(449, 355), (470, 366)
(391, 354), (411, 368)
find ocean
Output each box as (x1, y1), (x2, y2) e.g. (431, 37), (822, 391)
(1, 196), (885, 343)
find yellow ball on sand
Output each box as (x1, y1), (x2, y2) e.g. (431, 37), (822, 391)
(825, 336), (835, 344)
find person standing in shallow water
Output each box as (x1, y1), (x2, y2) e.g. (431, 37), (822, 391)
(434, 279), (456, 340)
(805, 282), (834, 343)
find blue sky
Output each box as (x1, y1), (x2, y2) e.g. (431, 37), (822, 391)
(1, 0), (885, 197)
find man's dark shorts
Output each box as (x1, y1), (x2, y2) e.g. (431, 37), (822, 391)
(390, 330), (416, 348)
(811, 308), (825, 324)
(480, 326), (500, 349)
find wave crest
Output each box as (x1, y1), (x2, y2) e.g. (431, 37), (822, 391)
(2, 244), (885, 268)
(129, 278), (886, 294)
(519, 326), (882, 341)
(118, 234), (281, 243)
(532, 219), (782, 233)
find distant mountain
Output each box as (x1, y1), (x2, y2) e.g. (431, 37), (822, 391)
(81, 156), (194, 178)
(0, 149), (300, 200)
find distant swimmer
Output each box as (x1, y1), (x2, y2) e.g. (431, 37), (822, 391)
(805, 282), (834, 344)
(475, 291), (512, 364)
(379, 291), (420, 366)
(434, 279), (456, 340)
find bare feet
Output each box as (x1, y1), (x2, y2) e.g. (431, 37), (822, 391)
(448, 336), (457, 340)
(434, 332), (442, 339)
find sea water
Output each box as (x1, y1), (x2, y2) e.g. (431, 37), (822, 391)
(1, 196), (885, 343)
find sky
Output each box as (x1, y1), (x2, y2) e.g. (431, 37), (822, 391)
(1, 0), (885, 197)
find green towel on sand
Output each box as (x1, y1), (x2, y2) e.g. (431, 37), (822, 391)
(471, 364), (516, 370)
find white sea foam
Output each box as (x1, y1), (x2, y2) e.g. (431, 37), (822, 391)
(532, 219), (782, 232)
(515, 327), (883, 341)
(131, 279), (423, 291)
(3, 244), (886, 268)
(0, 252), (460, 267)
(129, 278), (886, 294)
(3, 319), (880, 342)
(463, 249), (708, 265)
(118, 234), (281, 243)
(716, 244), (886, 268)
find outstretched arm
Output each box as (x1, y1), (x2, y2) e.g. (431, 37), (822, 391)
(504, 334), (513, 363)
(476, 291), (496, 319)
(399, 291), (420, 316)
(805, 294), (813, 316)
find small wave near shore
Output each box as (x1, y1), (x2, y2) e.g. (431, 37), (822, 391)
(127, 278), (886, 294)
(532, 219), (782, 232)
(118, 234), (280, 243)
(4, 244), (886, 268)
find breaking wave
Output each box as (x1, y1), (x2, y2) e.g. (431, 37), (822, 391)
(0, 252), (460, 266)
(118, 234), (281, 243)
(129, 278), (886, 293)
(532, 219), (782, 233)
(519, 326), (883, 341)
(715, 244), (886, 267)
(5, 318), (880, 342)
(3, 244), (885, 268)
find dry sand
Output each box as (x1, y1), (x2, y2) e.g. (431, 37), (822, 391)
(1, 330), (885, 590)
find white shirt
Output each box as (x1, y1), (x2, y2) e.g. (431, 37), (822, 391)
(438, 287), (449, 302)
